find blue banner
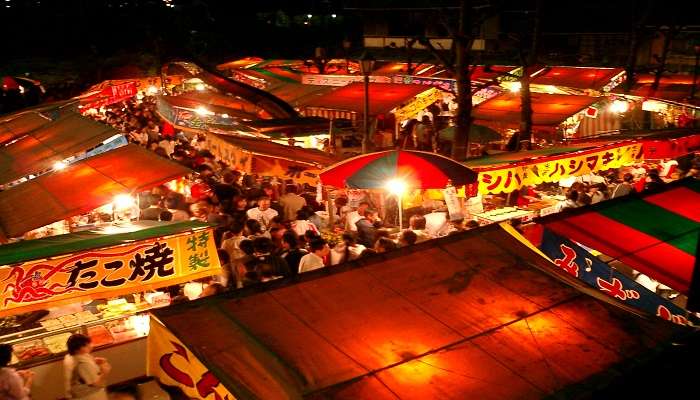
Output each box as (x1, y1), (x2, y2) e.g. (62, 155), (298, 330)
(540, 228), (691, 326)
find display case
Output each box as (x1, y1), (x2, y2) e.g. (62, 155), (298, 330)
(0, 293), (167, 369)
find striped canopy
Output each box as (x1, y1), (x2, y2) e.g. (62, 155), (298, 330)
(542, 179), (700, 295)
(320, 150), (477, 189)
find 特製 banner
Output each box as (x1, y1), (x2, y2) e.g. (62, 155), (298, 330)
(0, 228), (220, 317)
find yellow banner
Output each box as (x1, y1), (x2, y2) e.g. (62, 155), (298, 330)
(148, 318), (236, 400)
(476, 143), (643, 194)
(0, 228), (220, 317)
(253, 156), (321, 186)
(205, 135), (253, 172)
(393, 87), (443, 121)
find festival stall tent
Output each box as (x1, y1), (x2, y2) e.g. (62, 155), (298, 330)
(0, 101), (74, 145)
(529, 66), (626, 93)
(617, 74), (700, 107)
(570, 129), (700, 160)
(536, 178), (700, 312)
(162, 61), (299, 120)
(471, 92), (601, 137)
(0, 144), (191, 239)
(459, 140), (644, 224)
(0, 109), (124, 185)
(302, 82), (434, 122)
(205, 134), (338, 186)
(0, 221), (221, 400)
(147, 224), (687, 400)
(77, 80), (139, 110)
(463, 140), (643, 195)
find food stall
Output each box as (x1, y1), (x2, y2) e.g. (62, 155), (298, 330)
(146, 224), (687, 399)
(0, 221), (221, 399)
(302, 83), (444, 146)
(0, 144), (192, 240)
(205, 133), (337, 186)
(529, 178), (700, 322)
(0, 107), (124, 187)
(463, 140), (644, 221)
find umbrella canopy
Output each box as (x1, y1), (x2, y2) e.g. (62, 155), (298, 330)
(320, 150), (477, 189)
(437, 124), (502, 144)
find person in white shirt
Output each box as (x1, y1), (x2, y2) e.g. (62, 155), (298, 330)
(298, 238), (329, 274)
(246, 196), (278, 232)
(330, 232), (366, 265)
(0, 344), (32, 400)
(65, 334), (111, 400)
(345, 201), (369, 232)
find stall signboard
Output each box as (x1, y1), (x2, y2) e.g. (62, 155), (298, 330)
(204, 135), (253, 172)
(392, 75), (457, 93)
(80, 81), (138, 110)
(540, 229), (690, 326)
(230, 70), (269, 90)
(253, 155), (321, 186)
(156, 98), (234, 132)
(301, 74), (392, 86)
(148, 319), (235, 400)
(0, 228), (220, 317)
(393, 88), (443, 121)
(475, 142), (643, 194)
(442, 185), (464, 221)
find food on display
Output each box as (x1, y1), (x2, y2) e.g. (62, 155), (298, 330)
(13, 340), (50, 361)
(58, 314), (79, 327)
(39, 319), (64, 331)
(87, 325), (114, 347)
(98, 299), (137, 319)
(75, 311), (98, 324)
(43, 332), (73, 354)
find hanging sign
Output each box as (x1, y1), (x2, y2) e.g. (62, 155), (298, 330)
(540, 229), (690, 326)
(0, 228), (220, 317)
(393, 88), (443, 121)
(475, 142), (643, 194)
(301, 74), (391, 86)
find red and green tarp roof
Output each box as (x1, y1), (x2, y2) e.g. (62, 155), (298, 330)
(542, 178), (700, 295)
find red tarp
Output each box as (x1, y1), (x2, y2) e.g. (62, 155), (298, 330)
(212, 134), (337, 167)
(0, 112), (120, 184)
(79, 81), (138, 110)
(0, 102), (75, 145)
(0, 144), (191, 238)
(542, 179), (700, 294)
(531, 67), (625, 91)
(473, 92), (600, 129)
(153, 225), (681, 399)
(644, 132), (700, 159)
(303, 83), (432, 116)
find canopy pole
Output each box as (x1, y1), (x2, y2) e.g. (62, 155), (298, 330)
(398, 193), (403, 231)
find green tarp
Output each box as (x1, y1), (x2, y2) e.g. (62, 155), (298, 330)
(0, 221), (210, 266)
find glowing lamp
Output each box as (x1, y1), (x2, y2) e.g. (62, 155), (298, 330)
(113, 194), (134, 210)
(195, 106), (212, 116)
(386, 178), (407, 195)
(508, 81), (522, 93)
(52, 161), (68, 171)
(609, 100), (629, 114)
(386, 179), (407, 230)
(195, 83), (206, 91)
(147, 85), (158, 95)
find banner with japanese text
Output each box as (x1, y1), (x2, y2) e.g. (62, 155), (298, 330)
(476, 142), (643, 194)
(253, 155), (321, 186)
(393, 88), (443, 121)
(148, 318), (236, 400)
(0, 228), (220, 317)
(540, 229), (690, 326)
